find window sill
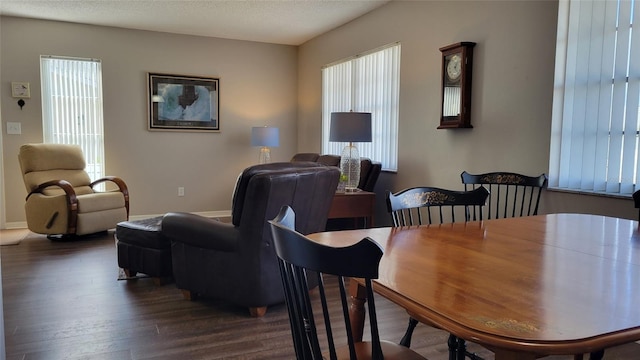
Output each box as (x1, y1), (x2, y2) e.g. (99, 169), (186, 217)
(546, 187), (633, 200)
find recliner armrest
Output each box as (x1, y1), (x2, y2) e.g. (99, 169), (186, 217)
(27, 179), (76, 201)
(91, 176), (130, 218)
(161, 212), (239, 252)
(26, 179), (79, 234)
(90, 176), (128, 192)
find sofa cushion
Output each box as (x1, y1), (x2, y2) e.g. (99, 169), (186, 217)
(78, 192), (127, 213)
(317, 155), (340, 166)
(290, 153), (320, 162)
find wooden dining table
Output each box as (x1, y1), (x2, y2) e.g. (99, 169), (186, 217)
(307, 213), (640, 360)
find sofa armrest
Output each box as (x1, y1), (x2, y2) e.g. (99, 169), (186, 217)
(161, 212), (239, 252)
(359, 159), (382, 192)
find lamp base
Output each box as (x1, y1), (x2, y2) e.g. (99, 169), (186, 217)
(340, 144), (360, 191)
(259, 147), (271, 164)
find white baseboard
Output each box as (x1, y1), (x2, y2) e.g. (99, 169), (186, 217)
(4, 221), (27, 230)
(3, 210), (232, 230)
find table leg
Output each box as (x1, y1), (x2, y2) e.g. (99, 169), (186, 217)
(348, 279), (367, 342)
(447, 334), (458, 360)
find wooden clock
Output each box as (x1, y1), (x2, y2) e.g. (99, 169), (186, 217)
(438, 42), (475, 129)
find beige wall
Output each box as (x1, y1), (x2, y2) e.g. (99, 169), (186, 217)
(1, 16), (298, 226)
(298, 0), (638, 222)
(2, 0), (638, 228)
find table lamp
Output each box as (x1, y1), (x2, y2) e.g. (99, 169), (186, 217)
(251, 126), (279, 164)
(329, 112), (372, 191)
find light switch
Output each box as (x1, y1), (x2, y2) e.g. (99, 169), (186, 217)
(7, 122), (22, 135)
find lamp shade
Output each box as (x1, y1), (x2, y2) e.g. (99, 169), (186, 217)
(329, 112), (372, 143)
(251, 126), (279, 147)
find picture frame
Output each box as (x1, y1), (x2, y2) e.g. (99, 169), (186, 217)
(11, 82), (31, 98)
(148, 73), (220, 131)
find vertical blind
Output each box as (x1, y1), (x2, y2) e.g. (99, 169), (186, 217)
(322, 43), (401, 171)
(551, 0), (640, 195)
(40, 56), (105, 182)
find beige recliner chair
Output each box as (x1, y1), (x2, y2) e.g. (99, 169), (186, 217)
(18, 143), (129, 238)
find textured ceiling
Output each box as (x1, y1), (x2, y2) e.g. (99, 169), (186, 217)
(0, 0), (390, 45)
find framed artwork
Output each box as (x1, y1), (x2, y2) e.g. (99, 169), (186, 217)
(148, 73), (220, 131)
(11, 82), (31, 98)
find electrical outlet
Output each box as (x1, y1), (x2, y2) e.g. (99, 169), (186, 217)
(178, 187), (185, 197)
(7, 122), (21, 135)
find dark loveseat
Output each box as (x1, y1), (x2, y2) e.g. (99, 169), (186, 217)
(162, 162), (340, 317)
(290, 153), (382, 192)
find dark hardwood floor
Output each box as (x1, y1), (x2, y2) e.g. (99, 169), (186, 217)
(1, 230), (639, 359)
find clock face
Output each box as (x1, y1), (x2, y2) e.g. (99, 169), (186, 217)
(446, 54), (462, 81)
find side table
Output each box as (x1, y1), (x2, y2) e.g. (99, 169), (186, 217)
(328, 190), (375, 228)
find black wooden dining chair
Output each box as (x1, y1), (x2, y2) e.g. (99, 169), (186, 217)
(460, 171), (548, 219)
(386, 186), (489, 227)
(269, 205), (428, 360)
(386, 186), (489, 360)
(460, 172), (603, 360)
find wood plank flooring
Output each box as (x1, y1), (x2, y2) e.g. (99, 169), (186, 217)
(1, 230), (639, 359)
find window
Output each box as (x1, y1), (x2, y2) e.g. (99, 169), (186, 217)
(321, 43), (401, 171)
(550, 0), (640, 196)
(40, 56), (105, 182)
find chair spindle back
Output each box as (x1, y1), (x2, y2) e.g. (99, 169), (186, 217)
(461, 171), (547, 219)
(386, 186), (489, 227)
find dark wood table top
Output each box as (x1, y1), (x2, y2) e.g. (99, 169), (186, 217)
(308, 213), (640, 359)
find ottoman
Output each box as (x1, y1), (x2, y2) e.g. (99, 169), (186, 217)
(116, 216), (172, 285)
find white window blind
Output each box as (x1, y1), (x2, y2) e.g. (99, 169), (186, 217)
(550, 0), (640, 195)
(322, 43), (401, 171)
(40, 56), (105, 182)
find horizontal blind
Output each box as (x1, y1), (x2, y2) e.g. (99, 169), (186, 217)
(41, 56), (105, 182)
(322, 43), (401, 171)
(551, 0), (640, 195)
